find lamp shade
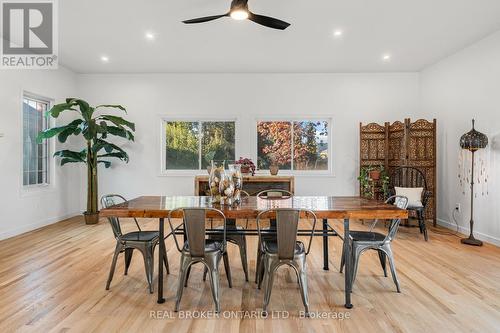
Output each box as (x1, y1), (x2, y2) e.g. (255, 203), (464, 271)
(460, 119), (488, 151)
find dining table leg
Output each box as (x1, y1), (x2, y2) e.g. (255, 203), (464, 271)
(344, 218), (353, 309)
(322, 218), (329, 270)
(157, 217), (166, 304)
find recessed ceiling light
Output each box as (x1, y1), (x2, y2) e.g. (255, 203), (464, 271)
(382, 54), (392, 62)
(100, 55), (109, 63)
(145, 31), (156, 41)
(333, 29), (343, 38)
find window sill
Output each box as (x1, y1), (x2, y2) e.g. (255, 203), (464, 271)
(159, 170), (335, 178)
(159, 170), (209, 177)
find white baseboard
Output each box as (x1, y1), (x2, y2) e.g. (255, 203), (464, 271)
(437, 218), (500, 247)
(0, 211), (81, 241)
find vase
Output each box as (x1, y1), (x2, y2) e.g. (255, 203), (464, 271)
(209, 160), (225, 203)
(229, 164), (243, 204)
(219, 171), (235, 205)
(269, 164), (279, 176)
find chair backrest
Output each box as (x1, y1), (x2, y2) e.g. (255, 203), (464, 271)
(257, 189), (293, 199)
(168, 207), (226, 258)
(101, 194), (142, 240)
(389, 167), (427, 193)
(240, 190), (250, 198)
(384, 195), (409, 242)
(257, 208), (317, 260)
(101, 194), (126, 239)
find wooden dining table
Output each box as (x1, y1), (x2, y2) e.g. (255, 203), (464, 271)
(100, 195), (408, 309)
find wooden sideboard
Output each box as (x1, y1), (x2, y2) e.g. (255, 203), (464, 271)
(194, 175), (295, 196)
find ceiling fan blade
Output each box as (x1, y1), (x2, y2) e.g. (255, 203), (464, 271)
(248, 12), (290, 30)
(183, 14), (228, 24)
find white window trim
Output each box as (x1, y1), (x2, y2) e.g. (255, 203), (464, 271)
(158, 116), (239, 176)
(253, 117), (334, 177)
(20, 91), (56, 195)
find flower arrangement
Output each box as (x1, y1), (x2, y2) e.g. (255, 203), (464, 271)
(235, 157), (256, 176)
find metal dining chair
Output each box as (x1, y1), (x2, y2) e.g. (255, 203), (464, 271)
(340, 195), (409, 292)
(255, 189), (294, 285)
(168, 208), (230, 313)
(205, 190), (250, 282)
(256, 208), (317, 315)
(101, 194), (170, 294)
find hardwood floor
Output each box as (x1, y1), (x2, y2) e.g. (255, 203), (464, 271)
(1, 216), (500, 333)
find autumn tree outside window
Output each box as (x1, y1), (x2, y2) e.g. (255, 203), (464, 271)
(257, 120), (329, 172)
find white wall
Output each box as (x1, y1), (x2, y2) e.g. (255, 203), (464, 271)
(77, 73), (420, 200)
(0, 67), (82, 240)
(420, 30), (500, 245)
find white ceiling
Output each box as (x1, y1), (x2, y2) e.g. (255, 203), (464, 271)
(59, 0), (500, 73)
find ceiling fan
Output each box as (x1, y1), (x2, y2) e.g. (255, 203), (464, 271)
(183, 0), (291, 30)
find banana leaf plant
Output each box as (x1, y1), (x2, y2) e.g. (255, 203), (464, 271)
(37, 98), (135, 224)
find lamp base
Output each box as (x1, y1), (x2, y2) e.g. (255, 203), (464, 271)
(461, 236), (483, 246)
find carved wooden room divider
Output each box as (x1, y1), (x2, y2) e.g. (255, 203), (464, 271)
(360, 119), (437, 225)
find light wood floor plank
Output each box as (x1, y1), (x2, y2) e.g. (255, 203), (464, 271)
(1, 217), (500, 332)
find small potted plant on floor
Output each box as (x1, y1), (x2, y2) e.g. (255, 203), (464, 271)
(37, 98), (135, 225)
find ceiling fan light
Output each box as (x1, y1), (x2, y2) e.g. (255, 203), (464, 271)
(230, 9), (249, 20)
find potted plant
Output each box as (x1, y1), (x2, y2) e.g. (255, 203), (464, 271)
(235, 157), (256, 176)
(37, 98), (135, 225)
(358, 166), (374, 199)
(358, 164), (391, 199)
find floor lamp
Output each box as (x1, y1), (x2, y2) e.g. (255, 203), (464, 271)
(459, 119), (488, 246)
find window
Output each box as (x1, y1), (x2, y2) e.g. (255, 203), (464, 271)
(23, 94), (50, 186)
(164, 120), (235, 170)
(257, 120), (330, 172)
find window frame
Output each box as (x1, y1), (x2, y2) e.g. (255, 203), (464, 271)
(159, 117), (239, 176)
(20, 91), (55, 193)
(253, 117), (334, 177)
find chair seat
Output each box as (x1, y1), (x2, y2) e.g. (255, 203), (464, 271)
(349, 231), (386, 242)
(182, 239), (223, 253)
(210, 225), (245, 241)
(262, 240), (305, 255)
(122, 231), (159, 242)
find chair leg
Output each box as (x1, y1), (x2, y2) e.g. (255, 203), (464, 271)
(239, 237), (249, 282)
(257, 251), (266, 290)
(124, 248), (133, 275)
(207, 260), (221, 313)
(142, 247), (155, 294)
(262, 256), (277, 314)
(384, 245), (401, 293)
(351, 244), (362, 288)
(378, 250), (387, 277)
(223, 252), (233, 288)
(106, 243), (121, 290)
(418, 210), (429, 241)
(175, 254), (191, 312)
(184, 266), (191, 287)
(203, 266), (208, 281)
(163, 246), (170, 275)
(294, 258), (310, 316)
(255, 244), (262, 283)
